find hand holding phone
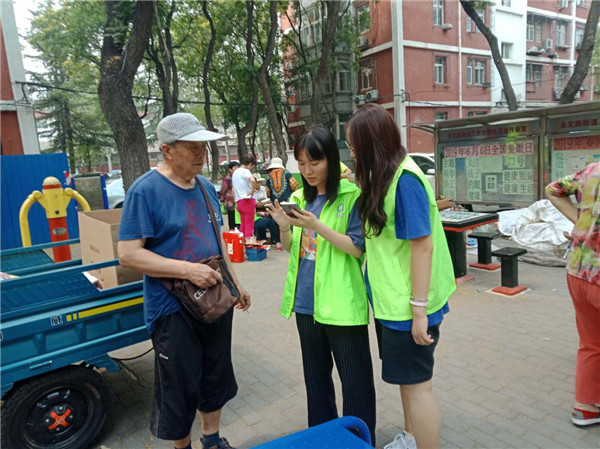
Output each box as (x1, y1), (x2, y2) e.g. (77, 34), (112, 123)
(279, 202), (302, 216)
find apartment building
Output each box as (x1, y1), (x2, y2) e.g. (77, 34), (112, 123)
(283, 0), (598, 154)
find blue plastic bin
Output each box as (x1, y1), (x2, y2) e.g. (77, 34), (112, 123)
(250, 416), (372, 448)
(246, 247), (267, 262)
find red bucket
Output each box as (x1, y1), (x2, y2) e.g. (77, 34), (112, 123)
(223, 231), (245, 263)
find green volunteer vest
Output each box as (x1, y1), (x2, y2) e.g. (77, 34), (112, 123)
(365, 156), (456, 321)
(281, 180), (369, 325)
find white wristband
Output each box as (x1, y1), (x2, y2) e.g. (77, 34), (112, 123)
(410, 299), (428, 307)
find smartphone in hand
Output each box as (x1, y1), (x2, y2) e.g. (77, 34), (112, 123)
(280, 202), (302, 216)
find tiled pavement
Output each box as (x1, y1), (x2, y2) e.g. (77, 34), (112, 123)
(94, 246), (600, 449)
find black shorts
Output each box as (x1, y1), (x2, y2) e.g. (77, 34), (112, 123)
(375, 320), (440, 385)
(150, 307), (238, 441)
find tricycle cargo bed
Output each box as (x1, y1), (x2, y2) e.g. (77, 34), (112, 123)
(1, 250), (147, 398)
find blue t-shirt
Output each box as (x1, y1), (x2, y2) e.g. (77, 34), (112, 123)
(366, 172), (449, 330)
(118, 170), (223, 333)
(293, 195), (365, 315)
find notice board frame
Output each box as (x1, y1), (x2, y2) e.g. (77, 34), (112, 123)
(436, 119), (540, 208)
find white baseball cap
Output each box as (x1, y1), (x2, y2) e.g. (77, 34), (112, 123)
(157, 113), (226, 146)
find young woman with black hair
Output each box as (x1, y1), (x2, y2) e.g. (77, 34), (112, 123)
(346, 104), (456, 449)
(267, 125), (377, 445)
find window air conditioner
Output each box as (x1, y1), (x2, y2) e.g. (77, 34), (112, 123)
(558, 0), (569, 10)
(544, 38), (554, 50)
(366, 90), (379, 101)
(359, 35), (368, 48)
(353, 94), (366, 105)
(441, 23), (454, 31)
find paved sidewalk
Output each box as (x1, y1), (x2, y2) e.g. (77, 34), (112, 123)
(95, 246), (599, 449)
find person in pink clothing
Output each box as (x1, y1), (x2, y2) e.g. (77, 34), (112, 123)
(232, 154), (258, 241)
(545, 161), (600, 427)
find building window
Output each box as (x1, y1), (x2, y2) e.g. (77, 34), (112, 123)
(475, 60), (486, 85)
(467, 60), (473, 84)
(338, 70), (351, 92)
(434, 56), (447, 84)
(576, 0), (590, 8)
(466, 9), (485, 32)
(357, 3), (370, 33)
(557, 23), (567, 46)
(576, 27), (585, 47)
(467, 59), (486, 85)
(501, 42), (512, 59)
(313, 21), (322, 44)
(435, 111), (448, 121)
(360, 63), (373, 90)
(433, 0), (444, 26)
(468, 110), (487, 117)
(299, 78), (312, 100)
(526, 64), (543, 87)
(535, 20), (542, 42)
(501, 0), (511, 6)
(555, 66), (569, 89)
(527, 23), (534, 41)
(324, 75), (332, 95)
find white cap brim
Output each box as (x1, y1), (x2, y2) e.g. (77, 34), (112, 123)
(179, 129), (227, 142)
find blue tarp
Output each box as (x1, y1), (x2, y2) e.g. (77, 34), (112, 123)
(1, 154), (79, 250)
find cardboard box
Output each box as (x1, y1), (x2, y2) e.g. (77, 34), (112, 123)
(78, 209), (143, 288)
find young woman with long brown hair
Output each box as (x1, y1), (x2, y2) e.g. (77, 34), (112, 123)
(346, 103), (456, 449)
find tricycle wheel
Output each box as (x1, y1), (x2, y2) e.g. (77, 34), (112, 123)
(1, 365), (110, 449)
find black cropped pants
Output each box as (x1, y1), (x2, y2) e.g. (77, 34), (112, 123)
(295, 313), (377, 446)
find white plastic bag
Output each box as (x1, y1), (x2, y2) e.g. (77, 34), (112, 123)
(510, 200), (572, 266)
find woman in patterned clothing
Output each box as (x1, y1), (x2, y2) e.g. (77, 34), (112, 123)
(546, 161), (600, 427)
(265, 157), (299, 204)
(219, 161), (239, 230)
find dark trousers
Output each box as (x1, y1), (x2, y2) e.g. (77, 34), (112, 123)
(295, 313), (377, 446)
(255, 217), (280, 243)
(226, 210), (238, 230)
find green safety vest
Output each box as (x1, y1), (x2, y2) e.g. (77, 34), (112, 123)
(281, 180), (369, 325)
(365, 156), (456, 321)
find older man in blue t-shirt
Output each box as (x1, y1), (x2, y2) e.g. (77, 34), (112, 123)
(118, 113), (250, 449)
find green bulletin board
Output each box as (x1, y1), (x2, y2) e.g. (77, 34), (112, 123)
(548, 112), (600, 181)
(438, 121), (538, 206)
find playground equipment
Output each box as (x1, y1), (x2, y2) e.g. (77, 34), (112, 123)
(19, 176), (90, 262)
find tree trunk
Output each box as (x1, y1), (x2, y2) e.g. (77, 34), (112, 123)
(460, 1), (519, 111)
(201, 0), (220, 182)
(98, 0), (153, 191)
(149, 0), (178, 117)
(257, 0), (287, 161)
(63, 102), (76, 173)
(560, 0), (600, 104)
(238, 1), (259, 158)
(311, 1), (344, 124)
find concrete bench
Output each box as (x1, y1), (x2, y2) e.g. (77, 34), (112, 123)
(491, 247), (528, 295)
(468, 231), (501, 271)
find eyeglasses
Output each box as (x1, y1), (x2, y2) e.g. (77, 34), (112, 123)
(345, 140), (355, 153)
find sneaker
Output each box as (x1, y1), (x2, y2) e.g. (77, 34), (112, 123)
(276, 242), (283, 251)
(202, 437), (236, 449)
(571, 408), (600, 426)
(383, 431), (417, 449)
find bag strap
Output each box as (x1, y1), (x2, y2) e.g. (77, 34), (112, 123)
(196, 176), (225, 257)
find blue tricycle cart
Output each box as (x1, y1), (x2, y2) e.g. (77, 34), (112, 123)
(0, 240), (148, 449)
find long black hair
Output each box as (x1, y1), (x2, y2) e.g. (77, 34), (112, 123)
(294, 125), (341, 203)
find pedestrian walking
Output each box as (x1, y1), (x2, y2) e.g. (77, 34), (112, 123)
(546, 161), (600, 427)
(346, 103), (456, 449)
(267, 125), (377, 445)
